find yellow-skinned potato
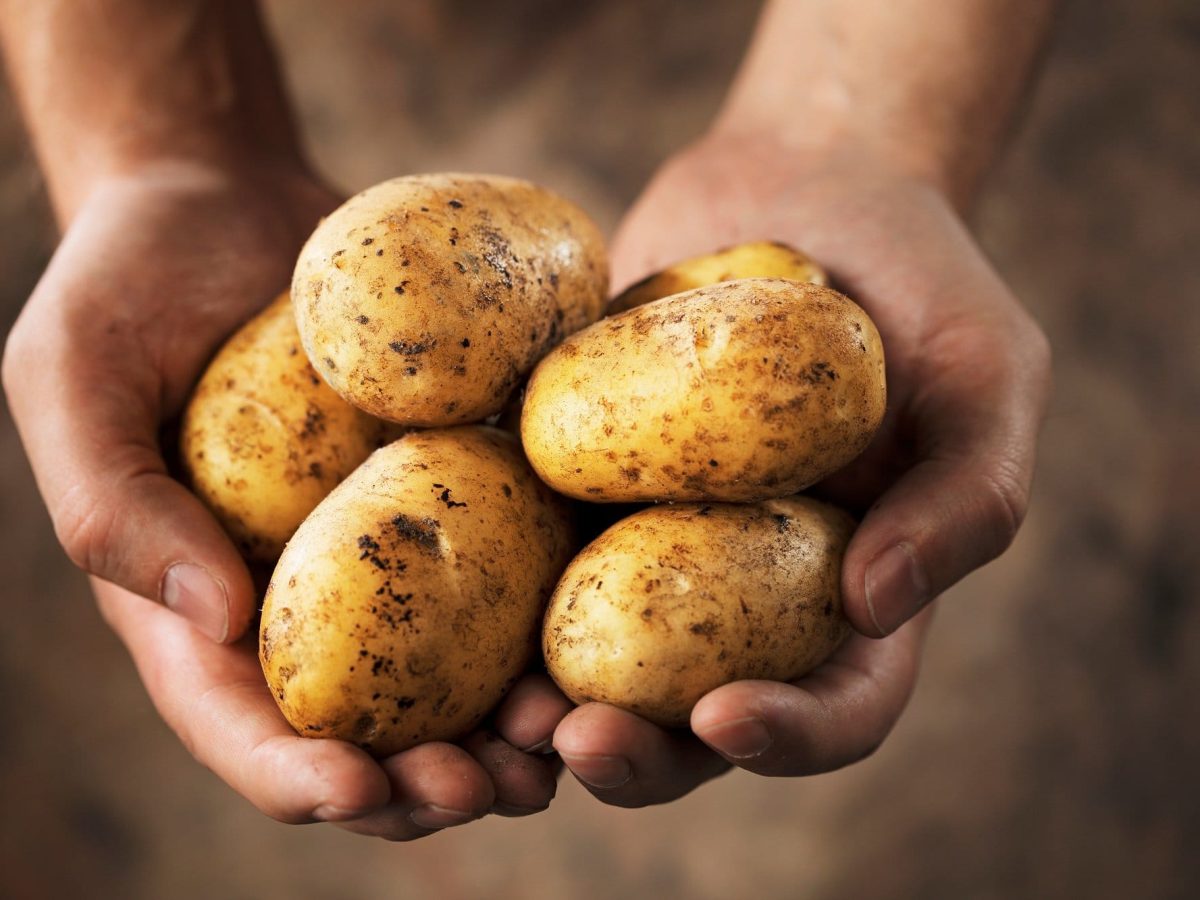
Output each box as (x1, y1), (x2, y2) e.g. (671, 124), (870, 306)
(608, 240), (826, 314)
(543, 497), (854, 727)
(181, 293), (397, 563)
(521, 278), (886, 503)
(292, 173), (608, 426)
(260, 426), (575, 756)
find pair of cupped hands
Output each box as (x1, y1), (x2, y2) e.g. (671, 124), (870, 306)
(2, 132), (1049, 839)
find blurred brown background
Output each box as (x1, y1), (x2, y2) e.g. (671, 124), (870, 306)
(2, 1), (1198, 897)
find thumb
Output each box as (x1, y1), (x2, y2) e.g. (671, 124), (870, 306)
(841, 325), (1051, 637)
(4, 328), (255, 643)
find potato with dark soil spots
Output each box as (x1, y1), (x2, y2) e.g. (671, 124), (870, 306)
(181, 293), (398, 564)
(260, 426), (575, 756)
(543, 497), (854, 727)
(608, 240), (827, 314)
(292, 173), (608, 426)
(521, 278), (886, 502)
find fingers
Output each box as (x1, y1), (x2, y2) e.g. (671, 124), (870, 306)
(461, 730), (560, 816)
(336, 743), (496, 841)
(100, 578), (556, 842)
(491, 672), (575, 753)
(691, 611), (931, 775)
(94, 579), (391, 823)
(3, 278), (256, 643)
(841, 320), (1052, 636)
(552, 615), (928, 802)
(336, 718), (565, 838)
(553, 704), (729, 808)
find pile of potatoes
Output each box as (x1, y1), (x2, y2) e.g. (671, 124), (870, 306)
(181, 173), (886, 755)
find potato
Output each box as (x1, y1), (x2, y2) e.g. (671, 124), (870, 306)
(260, 426), (575, 756)
(609, 240), (827, 314)
(521, 278), (886, 502)
(292, 173), (608, 426)
(181, 293), (397, 563)
(543, 497), (853, 727)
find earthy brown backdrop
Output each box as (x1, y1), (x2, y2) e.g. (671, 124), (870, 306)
(2, 1), (1198, 898)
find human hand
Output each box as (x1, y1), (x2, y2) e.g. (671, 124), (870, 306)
(3, 158), (338, 641)
(542, 130), (1050, 805)
(3, 159), (565, 835)
(94, 578), (565, 836)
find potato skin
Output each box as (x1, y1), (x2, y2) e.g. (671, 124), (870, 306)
(608, 240), (827, 314)
(181, 293), (397, 563)
(543, 497), (854, 727)
(521, 278), (886, 502)
(292, 173), (608, 426)
(260, 426), (576, 756)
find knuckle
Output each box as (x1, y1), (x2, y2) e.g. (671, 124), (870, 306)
(1026, 322), (1053, 377)
(1015, 315), (1054, 393)
(975, 462), (1029, 558)
(54, 484), (120, 577)
(1028, 324), (1055, 412)
(1, 321), (32, 400)
(177, 667), (234, 761)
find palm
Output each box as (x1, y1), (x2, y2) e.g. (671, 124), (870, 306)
(41, 169), (336, 421)
(610, 149), (997, 515)
(546, 138), (1048, 806)
(9, 164), (570, 836)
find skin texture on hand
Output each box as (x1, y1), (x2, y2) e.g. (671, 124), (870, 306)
(507, 131), (1051, 807)
(0, 0), (563, 840)
(94, 579), (565, 836)
(1, 159), (567, 837)
(0, 0), (1057, 836)
(2, 159), (335, 641)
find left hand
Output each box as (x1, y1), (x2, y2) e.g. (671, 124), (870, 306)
(492, 130), (1049, 805)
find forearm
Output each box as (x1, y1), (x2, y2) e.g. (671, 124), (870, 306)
(0, 0), (303, 222)
(715, 0), (1059, 207)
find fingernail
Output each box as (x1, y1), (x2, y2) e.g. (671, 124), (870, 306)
(161, 563), (229, 642)
(519, 737), (556, 755)
(864, 542), (930, 637)
(311, 804), (371, 823)
(696, 716), (773, 759)
(558, 753), (632, 789)
(408, 804), (477, 830)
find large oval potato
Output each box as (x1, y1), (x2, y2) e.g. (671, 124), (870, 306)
(292, 173), (608, 426)
(521, 278), (886, 502)
(543, 497), (854, 727)
(260, 426), (575, 756)
(608, 240), (826, 315)
(181, 293), (397, 563)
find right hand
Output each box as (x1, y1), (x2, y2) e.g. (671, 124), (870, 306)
(3, 157), (334, 642)
(3, 157), (565, 836)
(93, 578), (569, 836)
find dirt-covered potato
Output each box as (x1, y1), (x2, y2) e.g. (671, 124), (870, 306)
(609, 240), (827, 314)
(181, 293), (397, 563)
(260, 426), (576, 756)
(521, 278), (886, 503)
(292, 173), (608, 426)
(543, 497), (854, 727)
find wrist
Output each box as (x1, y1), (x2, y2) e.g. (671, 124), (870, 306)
(705, 0), (1056, 217)
(2, 1), (309, 226)
(49, 138), (318, 228)
(63, 151), (340, 263)
(694, 119), (964, 212)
